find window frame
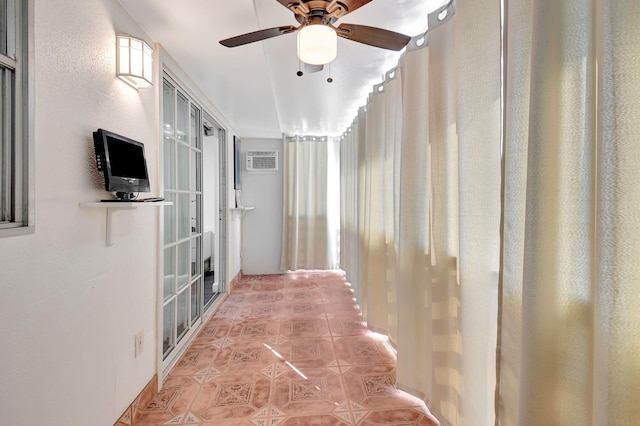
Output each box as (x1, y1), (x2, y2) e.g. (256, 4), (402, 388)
(0, 0), (34, 238)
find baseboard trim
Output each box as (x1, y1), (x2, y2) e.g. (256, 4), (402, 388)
(228, 269), (244, 293)
(114, 375), (158, 426)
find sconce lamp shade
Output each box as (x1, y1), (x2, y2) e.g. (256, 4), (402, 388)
(116, 34), (153, 89)
(297, 25), (337, 65)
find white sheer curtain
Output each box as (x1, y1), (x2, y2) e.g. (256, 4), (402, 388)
(339, 109), (366, 302)
(281, 136), (340, 271)
(359, 71), (403, 341)
(340, 0), (501, 424)
(421, 1), (502, 422)
(497, 0), (640, 424)
(394, 31), (433, 404)
(339, 0), (640, 424)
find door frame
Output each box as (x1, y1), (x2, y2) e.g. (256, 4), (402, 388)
(155, 47), (229, 384)
(202, 111), (227, 310)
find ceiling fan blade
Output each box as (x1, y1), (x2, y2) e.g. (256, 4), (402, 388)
(337, 23), (411, 51)
(220, 25), (297, 47)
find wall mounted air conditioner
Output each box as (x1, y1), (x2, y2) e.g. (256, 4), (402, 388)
(246, 150), (278, 172)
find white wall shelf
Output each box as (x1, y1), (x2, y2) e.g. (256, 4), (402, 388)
(79, 201), (172, 247)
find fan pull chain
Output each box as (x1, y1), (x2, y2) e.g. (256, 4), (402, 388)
(297, 58), (304, 77)
(327, 63), (333, 83)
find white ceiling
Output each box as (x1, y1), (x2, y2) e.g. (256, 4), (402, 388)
(117, 0), (447, 138)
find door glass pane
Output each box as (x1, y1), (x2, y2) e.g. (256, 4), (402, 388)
(163, 246), (176, 301)
(163, 81), (175, 136)
(0, 0), (7, 56)
(191, 235), (201, 277)
(177, 144), (189, 190)
(0, 67), (11, 222)
(163, 138), (175, 190)
(178, 193), (190, 240)
(176, 93), (188, 142)
(190, 282), (200, 324)
(191, 193), (201, 235)
(176, 289), (189, 340)
(162, 300), (175, 359)
(191, 150), (201, 191)
(164, 192), (176, 244)
(177, 241), (189, 290)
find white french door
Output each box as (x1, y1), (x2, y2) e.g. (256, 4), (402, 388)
(159, 72), (227, 374)
(161, 74), (204, 369)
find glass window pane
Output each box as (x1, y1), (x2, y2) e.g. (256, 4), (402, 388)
(191, 193), (201, 235)
(163, 137), (175, 190)
(0, 0), (7, 56)
(191, 235), (201, 277)
(162, 300), (176, 359)
(178, 193), (190, 240)
(190, 281), (200, 324)
(190, 150), (201, 191)
(177, 143), (189, 190)
(0, 66), (15, 223)
(163, 246), (176, 301)
(177, 240), (190, 290)
(163, 81), (175, 137)
(176, 93), (188, 142)
(176, 289), (189, 341)
(0, 0), (14, 58)
(163, 192), (176, 244)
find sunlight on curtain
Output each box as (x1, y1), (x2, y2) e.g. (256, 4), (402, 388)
(339, 1), (501, 424)
(340, 108), (367, 306)
(395, 34), (433, 403)
(339, 0), (640, 424)
(498, 0), (640, 424)
(594, 1), (640, 422)
(281, 136), (340, 271)
(453, 0), (502, 419)
(425, 1), (502, 422)
(360, 77), (401, 338)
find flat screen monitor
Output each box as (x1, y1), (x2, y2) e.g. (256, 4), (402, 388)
(93, 128), (150, 200)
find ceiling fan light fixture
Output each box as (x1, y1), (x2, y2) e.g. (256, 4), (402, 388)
(297, 24), (337, 65)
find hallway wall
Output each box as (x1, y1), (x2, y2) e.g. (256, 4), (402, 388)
(0, 1), (241, 425)
(240, 138), (285, 275)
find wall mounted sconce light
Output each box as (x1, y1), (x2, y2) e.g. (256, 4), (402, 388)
(116, 34), (153, 89)
(297, 24), (337, 65)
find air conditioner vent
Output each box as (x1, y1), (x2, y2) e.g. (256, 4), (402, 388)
(246, 150), (278, 172)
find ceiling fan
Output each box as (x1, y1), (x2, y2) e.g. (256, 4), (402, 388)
(219, 0), (412, 67)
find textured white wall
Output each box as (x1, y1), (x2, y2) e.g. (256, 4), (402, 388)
(1, 1), (160, 425)
(240, 138), (285, 275)
(0, 2), (242, 425)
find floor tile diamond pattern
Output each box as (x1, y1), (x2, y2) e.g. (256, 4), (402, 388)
(134, 271), (438, 426)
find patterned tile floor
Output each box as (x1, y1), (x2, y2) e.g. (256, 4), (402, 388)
(135, 271), (439, 426)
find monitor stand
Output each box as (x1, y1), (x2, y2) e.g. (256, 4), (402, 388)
(115, 192), (136, 201)
(101, 192), (136, 202)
